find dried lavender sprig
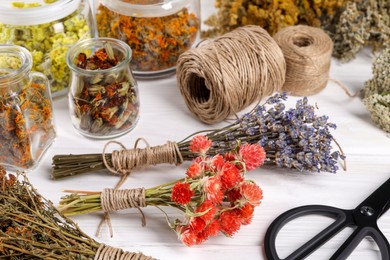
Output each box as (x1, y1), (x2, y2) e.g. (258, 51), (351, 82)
(52, 93), (345, 179)
(180, 93), (345, 173)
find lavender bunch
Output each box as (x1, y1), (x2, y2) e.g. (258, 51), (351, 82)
(184, 93), (345, 173)
(52, 93), (345, 179)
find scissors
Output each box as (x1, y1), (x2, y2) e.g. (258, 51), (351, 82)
(264, 177), (390, 260)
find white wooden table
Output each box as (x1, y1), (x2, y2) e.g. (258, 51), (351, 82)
(28, 1), (390, 259)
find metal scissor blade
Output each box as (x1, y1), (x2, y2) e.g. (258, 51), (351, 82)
(355, 177), (390, 219)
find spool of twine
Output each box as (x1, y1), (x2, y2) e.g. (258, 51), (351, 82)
(273, 25), (333, 96)
(176, 25), (286, 124)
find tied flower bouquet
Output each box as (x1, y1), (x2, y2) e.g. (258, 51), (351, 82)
(59, 137), (266, 246)
(52, 93), (345, 180)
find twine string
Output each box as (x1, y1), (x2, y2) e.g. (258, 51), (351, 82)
(102, 139), (183, 177)
(97, 188), (147, 237)
(273, 25), (334, 96)
(177, 25), (286, 124)
(100, 139), (182, 237)
(94, 244), (155, 260)
(101, 188), (146, 212)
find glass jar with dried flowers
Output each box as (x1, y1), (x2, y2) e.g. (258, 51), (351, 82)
(0, 0), (95, 97)
(0, 45), (56, 171)
(96, 0), (201, 78)
(66, 37), (140, 139)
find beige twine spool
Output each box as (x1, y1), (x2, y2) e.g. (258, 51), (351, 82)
(94, 244), (155, 260)
(176, 25), (286, 124)
(273, 25), (333, 96)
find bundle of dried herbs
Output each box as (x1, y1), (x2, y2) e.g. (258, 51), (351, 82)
(0, 166), (155, 259)
(52, 93), (345, 179)
(0, 82), (56, 170)
(96, 3), (199, 73)
(363, 48), (390, 132)
(202, 0), (346, 37)
(203, 0), (390, 61)
(330, 0), (390, 62)
(68, 41), (139, 137)
(59, 139), (265, 246)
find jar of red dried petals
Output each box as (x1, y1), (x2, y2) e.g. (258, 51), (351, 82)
(66, 37), (140, 139)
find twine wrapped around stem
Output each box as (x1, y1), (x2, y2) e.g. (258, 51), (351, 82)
(95, 244), (155, 260)
(103, 139), (183, 176)
(101, 188), (146, 212)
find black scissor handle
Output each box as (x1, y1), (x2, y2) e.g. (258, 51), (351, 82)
(264, 205), (350, 260)
(329, 225), (390, 260)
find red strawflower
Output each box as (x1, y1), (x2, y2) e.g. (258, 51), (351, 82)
(189, 217), (206, 233)
(189, 135), (212, 155)
(178, 226), (198, 247)
(211, 154), (225, 171)
(171, 182), (193, 205)
(226, 188), (242, 203)
(239, 144), (266, 171)
(195, 200), (216, 222)
(235, 203), (255, 225)
(240, 181), (263, 206)
(187, 162), (202, 178)
(219, 210), (241, 236)
(204, 219), (219, 237)
(220, 161), (243, 189)
(197, 219), (220, 243)
(224, 152), (235, 162)
(204, 176), (224, 203)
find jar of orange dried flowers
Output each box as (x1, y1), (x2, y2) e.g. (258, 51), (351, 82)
(96, 0), (200, 78)
(0, 45), (56, 171)
(66, 38), (140, 139)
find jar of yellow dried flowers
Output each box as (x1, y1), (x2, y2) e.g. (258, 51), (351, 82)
(67, 38), (140, 139)
(0, 0), (95, 97)
(96, 0), (200, 78)
(0, 45), (56, 171)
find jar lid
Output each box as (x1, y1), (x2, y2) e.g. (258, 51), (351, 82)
(100, 0), (192, 17)
(0, 0), (81, 25)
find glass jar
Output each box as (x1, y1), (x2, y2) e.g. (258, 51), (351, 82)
(0, 0), (95, 97)
(0, 45), (56, 171)
(96, 0), (201, 78)
(67, 37), (140, 139)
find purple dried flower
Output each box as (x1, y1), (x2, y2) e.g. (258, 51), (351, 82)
(178, 93), (345, 173)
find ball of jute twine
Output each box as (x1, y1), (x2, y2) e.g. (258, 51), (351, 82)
(176, 25), (286, 124)
(94, 244), (155, 260)
(273, 25), (333, 96)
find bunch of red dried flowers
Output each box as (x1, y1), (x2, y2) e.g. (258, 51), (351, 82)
(59, 136), (265, 246)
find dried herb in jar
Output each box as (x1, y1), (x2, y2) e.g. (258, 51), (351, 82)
(0, 83), (56, 169)
(96, 3), (199, 72)
(0, 3), (91, 95)
(71, 43), (139, 136)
